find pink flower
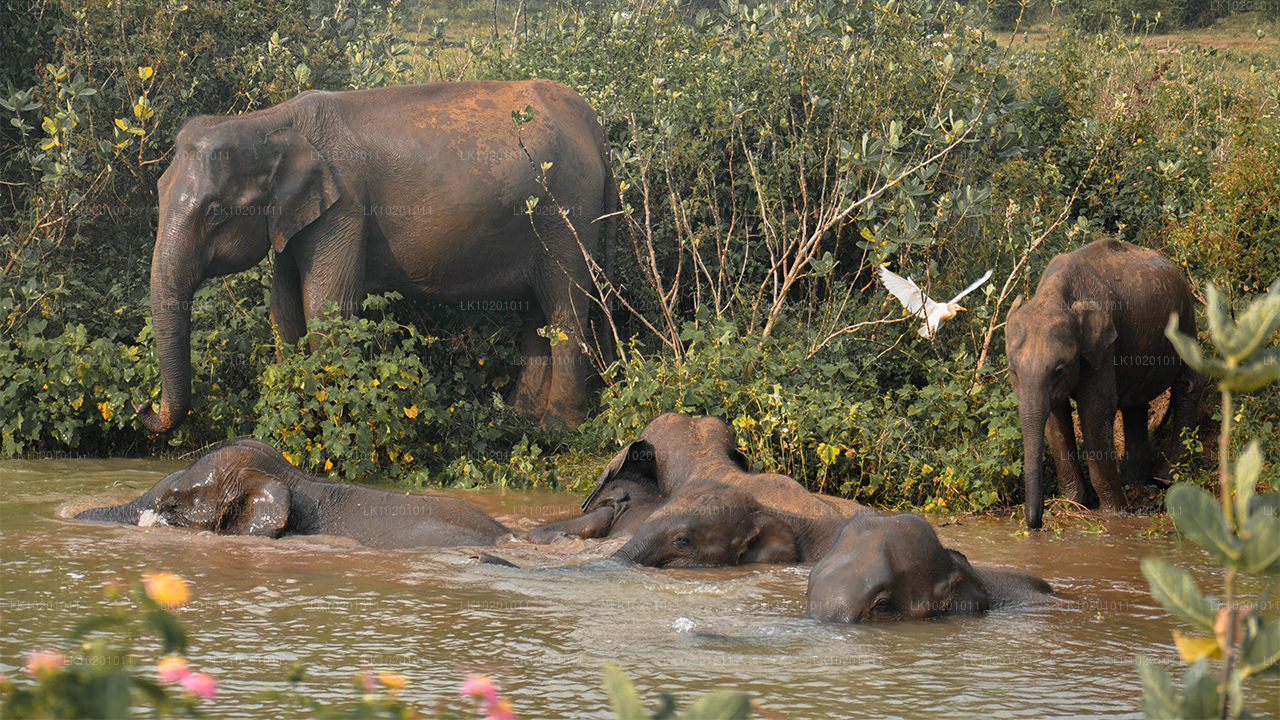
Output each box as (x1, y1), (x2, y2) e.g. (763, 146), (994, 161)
(461, 674), (498, 706)
(487, 697), (517, 720)
(180, 671), (217, 701)
(358, 666), (377, 693)
(157, 655), (190, 683)
(24, 649), (65, 677)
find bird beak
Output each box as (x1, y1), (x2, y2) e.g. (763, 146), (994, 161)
(954, 306), (966, 312)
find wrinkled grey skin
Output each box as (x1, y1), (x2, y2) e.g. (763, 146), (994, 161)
(807, 513), (1053, 623)
(74, 439), (512, 549)
(610, 481), (847, 567)
(137, 80), (616, 432)
(526, 413), (864, 544)
(1006, 239), (1203, 528)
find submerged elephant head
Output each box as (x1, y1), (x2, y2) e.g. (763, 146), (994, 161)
(75, 442), (292, 537)
(806, 513), (991, 623)
(1006, 295), (1116, 529)
(137, 116), (339, 433)
(610, 482), (801, 568)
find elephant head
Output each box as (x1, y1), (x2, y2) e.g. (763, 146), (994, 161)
(76, 444), (292, 537)
(137, 117), (339, 432)
(1005, 295), (1116, 528)
(610, 482), (800, 567)
(806, 513), (990, 623)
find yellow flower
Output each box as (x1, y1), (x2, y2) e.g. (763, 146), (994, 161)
(478, 358), (485, 366)
(1135, 137), (1143, 144)
(378, 672), (407, 690)
(323, 459), (334, 471)
(404, 405), (419, 419)
(921, 463), (933, 474)
(144, 572), (190, 607)
(98, 401), (114, 421)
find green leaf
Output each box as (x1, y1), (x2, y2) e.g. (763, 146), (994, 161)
(1220, 348), (1280, 392)
(1136, 656), (1178, 720)
(1233, 442), (1262, 525)
(1240, 510), (1280, 575)
(1180, 659), (1220, 719)
(1165, 315), (1208, 374)
(602, 662), (647, 720)
(1167, 484), (1240, 565)
(681, 690), (752, 720)
(1140, 557), (1216, 631)
(1240, 618), (1280, 677)
(1218, 285), (1280, 364)
(1205, 283), (1237, 358)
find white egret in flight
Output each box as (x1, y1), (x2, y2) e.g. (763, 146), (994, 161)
(878, 266), (993, 339)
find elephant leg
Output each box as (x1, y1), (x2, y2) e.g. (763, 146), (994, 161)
(535, 277), (590, 427)
(511, 310), (552, 419)
(1045, 403), (1086, 506)
(1076, 373), (1126, 513)
(295, 224), (367, 349)
(270, 252), (307, 353)
(1157, 365), (1205, 480)
(1119, 404), (1154, 486)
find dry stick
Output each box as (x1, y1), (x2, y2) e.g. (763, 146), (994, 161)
(973, 140), (1107, 374)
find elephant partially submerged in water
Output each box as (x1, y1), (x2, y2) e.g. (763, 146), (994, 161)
(807, 513), (1053, 623)
(75, 439), (512, 549)
(513, 413), (868, 567)
(526, 413), (865, 546)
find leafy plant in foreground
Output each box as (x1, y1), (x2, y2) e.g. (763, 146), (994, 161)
(1136, 279), (1280, 718)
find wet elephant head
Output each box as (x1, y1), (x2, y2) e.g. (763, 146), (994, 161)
(610, 482), (800, 568)
(75, 448), (292, 537)
(806, 513), (990, 623)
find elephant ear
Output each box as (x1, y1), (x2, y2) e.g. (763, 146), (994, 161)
(740, 510), (800, 564)
(1071, 299), (1117, 370)
(939, 549), (991, 616)
(582, 440), (657, 511)
(219, 468), (291, 537)
(265, 127), (340, 253)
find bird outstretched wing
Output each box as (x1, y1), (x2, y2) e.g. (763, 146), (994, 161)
(947, 269), (993, 305)
(878, 265), (935, 319)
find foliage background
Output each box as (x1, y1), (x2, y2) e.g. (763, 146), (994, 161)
(2, 0), (1277, 515)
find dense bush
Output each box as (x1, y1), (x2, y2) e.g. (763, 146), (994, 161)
(2, 0), (1277, 507)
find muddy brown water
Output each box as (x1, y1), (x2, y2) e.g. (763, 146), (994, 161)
(3, 459), (1277, 718)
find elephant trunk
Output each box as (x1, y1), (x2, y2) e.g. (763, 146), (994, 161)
(75, 499), (144, 524)
(1019, 400), (1048, 529)
(136, 221), (200, 433)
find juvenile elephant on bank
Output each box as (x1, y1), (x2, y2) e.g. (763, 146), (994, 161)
(526, 413), (865, 544)
(137, 80), (616, 432)
(807, 513), (1053, 623)
(75, 439), (512, 549)
(1006, 239), (1203, 528)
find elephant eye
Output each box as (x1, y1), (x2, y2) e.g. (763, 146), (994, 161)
(871, 595), (894, 614)
(1052, 363), (1066, 376)
(671, 533), (691, 549)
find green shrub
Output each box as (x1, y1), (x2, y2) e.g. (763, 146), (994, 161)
(592, 314), (1022, 512)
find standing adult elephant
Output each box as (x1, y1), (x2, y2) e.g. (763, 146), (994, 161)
(136, 81), (616, 431)
(1006, 239), (1203, 528)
